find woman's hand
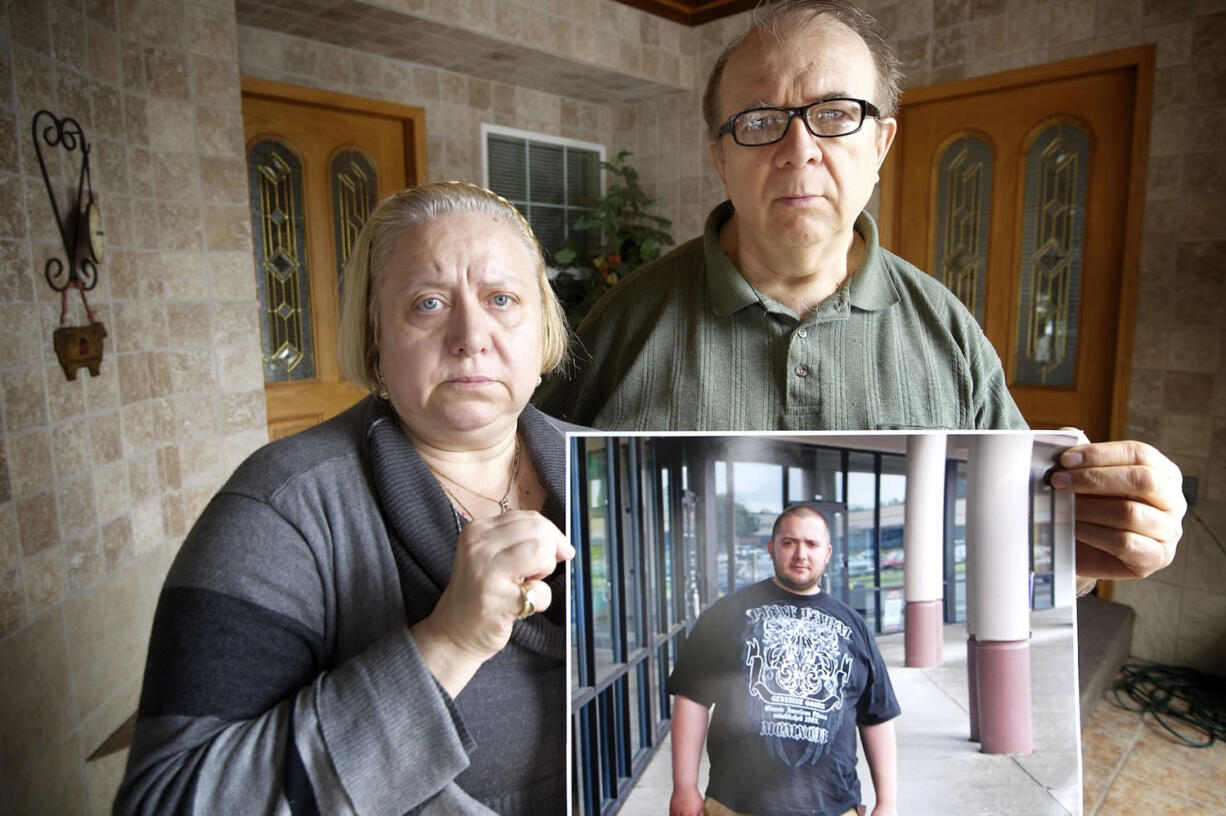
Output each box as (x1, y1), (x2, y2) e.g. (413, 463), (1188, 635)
(411, 510), (574, 696)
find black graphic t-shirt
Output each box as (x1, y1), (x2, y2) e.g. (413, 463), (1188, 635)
(667, 580), (900, 816)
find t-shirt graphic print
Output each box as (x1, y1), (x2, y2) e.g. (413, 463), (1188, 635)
(745, 603), (855, 767)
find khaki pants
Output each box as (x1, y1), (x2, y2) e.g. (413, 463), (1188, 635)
(704, 797), (863, 816)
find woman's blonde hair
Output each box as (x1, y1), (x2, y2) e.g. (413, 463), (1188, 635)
(338, 181), (569, 394)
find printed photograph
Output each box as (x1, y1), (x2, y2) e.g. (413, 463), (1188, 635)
(566, 431), (1081, 816)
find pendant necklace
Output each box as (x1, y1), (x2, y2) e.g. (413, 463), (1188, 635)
(430, 437), (521, 516)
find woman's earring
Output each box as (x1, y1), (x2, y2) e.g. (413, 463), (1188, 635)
(536, 375), (543, 387)
(376, 370), (390, 400)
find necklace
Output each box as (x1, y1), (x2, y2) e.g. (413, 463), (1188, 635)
(437, 483), (476, 520)
(429, 437), (521, 515)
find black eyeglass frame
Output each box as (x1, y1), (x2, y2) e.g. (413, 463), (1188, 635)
(717, 98), (883, 146)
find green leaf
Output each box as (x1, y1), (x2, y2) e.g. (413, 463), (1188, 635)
(558, 149), (675, 325)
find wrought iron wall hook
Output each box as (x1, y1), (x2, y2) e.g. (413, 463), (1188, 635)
(31, 109), (107, 381)
(32, 109), (99, 298)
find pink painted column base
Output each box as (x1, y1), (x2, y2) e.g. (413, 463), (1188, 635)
(904, 600), (943, 667)
(976, 639), (1034, 755)
(967, 636), (979, 742)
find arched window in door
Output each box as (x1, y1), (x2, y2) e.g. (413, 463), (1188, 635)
(330, 149), (377, 299)
(1015, 121), (1089, 387)
(932, 134), (994, 325)
(248, 139), (314, 383)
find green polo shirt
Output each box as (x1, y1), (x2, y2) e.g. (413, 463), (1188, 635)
(534, 202), (1026, 431)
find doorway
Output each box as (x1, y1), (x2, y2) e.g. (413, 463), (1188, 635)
(879, 47), (1153, 442)
(240, 78), (427, 439)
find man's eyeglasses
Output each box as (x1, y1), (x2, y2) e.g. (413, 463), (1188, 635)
(718, 98), (882, 147)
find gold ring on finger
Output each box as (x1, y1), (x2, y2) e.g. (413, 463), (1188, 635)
(517, 581), (536, 619)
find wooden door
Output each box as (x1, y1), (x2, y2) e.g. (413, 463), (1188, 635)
(879, 48), (1153, 442)
(241, 78), (428, 440)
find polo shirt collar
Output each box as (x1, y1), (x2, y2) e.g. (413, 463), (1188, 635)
(702, 202), (900, 317)
(703, 202), (760, 317)
(846, 210), (900, 312)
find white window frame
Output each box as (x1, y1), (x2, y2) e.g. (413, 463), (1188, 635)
(481, 123), (606, 256)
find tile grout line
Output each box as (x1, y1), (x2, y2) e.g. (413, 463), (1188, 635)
(1086, 709), (1146, 816)
(1006, 754), (1077, 816)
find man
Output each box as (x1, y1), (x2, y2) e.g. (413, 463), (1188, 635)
(536, 0), (1184, 586)
(668, 505), (897, 816)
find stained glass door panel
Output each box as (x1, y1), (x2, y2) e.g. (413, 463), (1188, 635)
(1014, 123), (1089, 388)
(932, 135), (993, 326)
(331, 149), (378, 300)
(250, 141), (315, 384)
(242, 79), (425, 439)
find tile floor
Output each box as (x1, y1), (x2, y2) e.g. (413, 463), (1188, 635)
(1081, 689), (1226, 815)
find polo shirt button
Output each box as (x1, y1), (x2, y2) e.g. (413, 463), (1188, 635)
(797, 327), (808, 339)
(795, 364), (809, 378)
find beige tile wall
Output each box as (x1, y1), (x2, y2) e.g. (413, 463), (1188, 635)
(237, 25), (618, 185)
(0, 0), (264, 811)
(610, 11), (751, 246)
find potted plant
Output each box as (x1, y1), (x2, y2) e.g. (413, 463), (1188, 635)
(553, 150), (674, 327)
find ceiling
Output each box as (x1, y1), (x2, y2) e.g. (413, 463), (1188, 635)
(571, 432), (1080, 462)
(234, 0), (689, 104)
(234, 0), (761, 105)
(610, 0), (758, 25)
(739, 431), (1081, 461)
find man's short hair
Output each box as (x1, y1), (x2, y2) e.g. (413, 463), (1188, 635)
(702, 0), (904, 141)
(770, 504), (832, 543)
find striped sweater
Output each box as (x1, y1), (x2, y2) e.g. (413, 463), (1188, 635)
(115, 398), (568, 815)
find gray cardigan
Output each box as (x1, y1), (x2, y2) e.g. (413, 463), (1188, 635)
(115, 397), (570, 815)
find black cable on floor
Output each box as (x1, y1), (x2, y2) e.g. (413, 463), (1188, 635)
(1109, 662), (1226, 747)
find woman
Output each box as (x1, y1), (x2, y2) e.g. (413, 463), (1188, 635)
(115, 183), (575, 815)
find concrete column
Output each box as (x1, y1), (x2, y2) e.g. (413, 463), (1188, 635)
(965, 442), (980, 743)
(965, 434), (1034, 755)
(903, 433), (947, 667)
(977, 641), (1033, 754)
